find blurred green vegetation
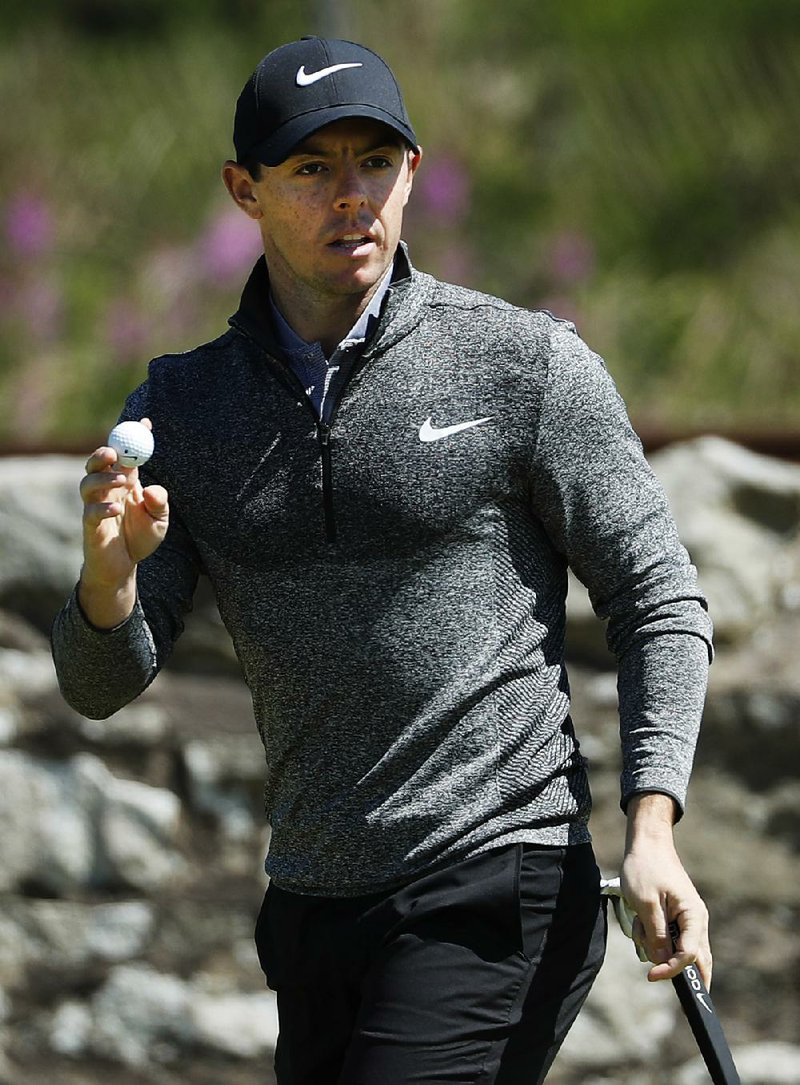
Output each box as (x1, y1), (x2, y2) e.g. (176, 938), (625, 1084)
(1, 0), (799, 444)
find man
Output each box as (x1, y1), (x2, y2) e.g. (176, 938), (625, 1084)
(52, 36), (714, 1085)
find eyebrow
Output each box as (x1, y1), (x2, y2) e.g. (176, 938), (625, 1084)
(287, 138), (403, 160)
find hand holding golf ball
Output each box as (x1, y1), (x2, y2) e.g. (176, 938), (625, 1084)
(78, 418), (168, 595)
(107, 420), (155, 468)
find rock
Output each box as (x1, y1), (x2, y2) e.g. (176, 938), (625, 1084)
(86, 964), (192, 1066)
(676, 1041), (800, 1085)
(649, 437), (800, 642)
(0, 703), (19, 746)
(77, 703), (170, 748)
(182, 736), (266, 837)
(0, 749), (94, 894)
(0, 751), (183, 894)
(52, 964), (278, 1067)
(0, 457), (85, 632)
(669, 768), (800, 907)
(764, 782), (800, 851)
(190, 986), (278, 1058)
(700, 675), (800, 790)
(74, 901), (156, 962)
(0, 900), (154, 987)
(49, 1000), (91, 1058)
(0, 650), (58, 699)
(0, 611), (50, 653)
(98, 771), (184, 890)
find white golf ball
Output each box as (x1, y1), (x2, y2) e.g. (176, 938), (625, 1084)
(107, 421), (155, 468)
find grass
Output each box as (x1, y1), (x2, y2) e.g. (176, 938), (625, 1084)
(1, 7), (799, 444)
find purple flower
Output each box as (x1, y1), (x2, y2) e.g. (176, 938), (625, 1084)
(548, 231), (595, 285)
(199, 207), (263, 286)
(5, 194), (54, 259)
(417, 155), (471, 224)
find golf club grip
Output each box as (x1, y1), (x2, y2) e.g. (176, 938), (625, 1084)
(669, 922), (741, 1085)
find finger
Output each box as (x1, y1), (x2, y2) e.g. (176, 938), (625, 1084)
(647, 922), (712, 985)
(86, 445), (142, 479)
(660, 949), (713, 990)
(629, 917), (651, 963)
(141, 485), (169, 521)
(85, 447), (119, 474)
(80, 470), (131, 504)
(636, 901), (673, 972)
(139, 416), (153, 431)
(670, 911), (712, 988)
(83, 501), (125, 527)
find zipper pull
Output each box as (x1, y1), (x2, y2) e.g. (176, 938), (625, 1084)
(316, 420), (336, 543)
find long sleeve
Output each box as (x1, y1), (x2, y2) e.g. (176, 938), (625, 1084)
(51, 511), (203, 719)
(529, 320), (713, 814)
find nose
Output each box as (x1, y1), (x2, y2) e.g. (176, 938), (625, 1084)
(333, 163), (368, 210)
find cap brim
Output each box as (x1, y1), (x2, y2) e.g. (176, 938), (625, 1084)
(242, 104), (419, 166)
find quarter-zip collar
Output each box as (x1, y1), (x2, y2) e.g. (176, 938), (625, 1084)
(228, 242), (422, 362)
(225, 243), (434, 546)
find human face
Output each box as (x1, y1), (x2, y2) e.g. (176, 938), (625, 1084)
(247, 118), (420, 305)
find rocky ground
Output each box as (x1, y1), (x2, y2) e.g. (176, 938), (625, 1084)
(1, 436), (799, 1085)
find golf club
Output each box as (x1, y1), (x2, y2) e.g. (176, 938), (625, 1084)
(601, 878), (741, 1085)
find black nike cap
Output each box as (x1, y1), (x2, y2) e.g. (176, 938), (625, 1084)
(233, 37), (419, 167)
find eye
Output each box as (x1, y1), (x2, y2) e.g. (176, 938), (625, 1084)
(295, 162), (328, 176)
(363, 155), (393, 169)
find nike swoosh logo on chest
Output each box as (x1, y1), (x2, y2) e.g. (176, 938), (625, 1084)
(419, 416), (492, 442)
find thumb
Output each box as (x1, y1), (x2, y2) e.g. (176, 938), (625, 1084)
(141, 484), (169, 522)
(668, 906), (706, 977)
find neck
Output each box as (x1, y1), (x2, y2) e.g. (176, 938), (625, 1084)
(269, 282), (372, 356)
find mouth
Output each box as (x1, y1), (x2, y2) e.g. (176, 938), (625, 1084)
(328, 233), (376, 255)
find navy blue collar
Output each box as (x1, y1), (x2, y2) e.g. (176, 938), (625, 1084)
(269, 264), (394, 358)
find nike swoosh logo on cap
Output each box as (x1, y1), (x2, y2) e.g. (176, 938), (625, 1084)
(419, 416), (492, 442)
(296, 63), (363, 86)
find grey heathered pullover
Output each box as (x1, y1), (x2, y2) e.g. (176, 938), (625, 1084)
(52, 247), (713, 896)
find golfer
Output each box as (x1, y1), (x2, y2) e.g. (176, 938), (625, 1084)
(52, 36), (714, 1084)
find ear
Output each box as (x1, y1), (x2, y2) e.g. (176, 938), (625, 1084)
(402, 146), (423, 206)
(222, 160), (263, 220)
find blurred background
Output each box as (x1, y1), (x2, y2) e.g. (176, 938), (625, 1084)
(2, 0), (800, 447)
(1, 2), (800, 1084)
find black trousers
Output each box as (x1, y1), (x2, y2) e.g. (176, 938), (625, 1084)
(255, 842), (606, 1084)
